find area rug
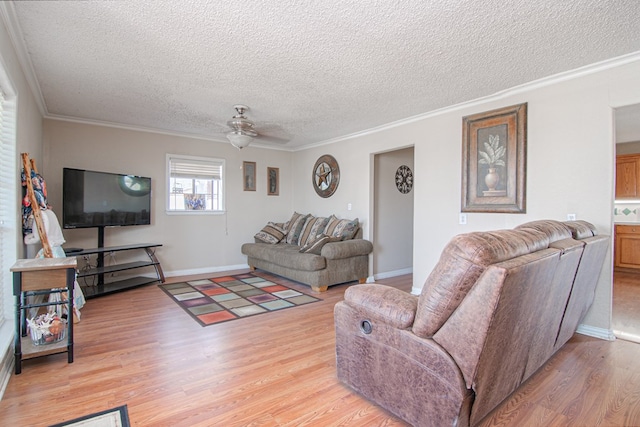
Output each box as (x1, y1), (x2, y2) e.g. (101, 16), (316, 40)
(159, 272), (321, 326)
(49, 405), (130, 427)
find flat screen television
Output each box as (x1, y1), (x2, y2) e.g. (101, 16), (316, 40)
(62, 167), (152, 229)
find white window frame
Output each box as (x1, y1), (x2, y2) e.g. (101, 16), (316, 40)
(166, 154), (225, 215)
(0, 61), (17, 365)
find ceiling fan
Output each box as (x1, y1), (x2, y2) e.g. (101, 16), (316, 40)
(224, 105), (290, 149)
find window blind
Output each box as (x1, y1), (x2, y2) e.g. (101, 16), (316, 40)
(169, 159), (223, 179)
(0, 86), (17, 327)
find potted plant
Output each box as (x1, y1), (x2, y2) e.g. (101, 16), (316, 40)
(478, 135), (505, 191)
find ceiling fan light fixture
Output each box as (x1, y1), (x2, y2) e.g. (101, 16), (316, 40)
(227, 131), (253, 149)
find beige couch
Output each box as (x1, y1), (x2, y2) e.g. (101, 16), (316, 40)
(334, 220), (609, 426)
(241, 213), (373, 292)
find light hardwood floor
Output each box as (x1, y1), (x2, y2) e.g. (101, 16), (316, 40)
(1, 271), (639, 426)
(613, 270), (640, 343)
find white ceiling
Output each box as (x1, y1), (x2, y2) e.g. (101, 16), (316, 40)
(3, 0), (640, 149)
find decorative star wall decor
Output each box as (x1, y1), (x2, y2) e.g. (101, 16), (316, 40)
(312, 154), (340, 198)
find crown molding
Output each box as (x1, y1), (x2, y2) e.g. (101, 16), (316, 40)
(296, 50), (640, 152)
(3, 0), (638, 154)
(0, 2), (46, 115)
(45, 114), (295, 152)
(49, 48), (640, 153)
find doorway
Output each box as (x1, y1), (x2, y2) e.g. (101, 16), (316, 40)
(613, 103), (640, 343)
(372, 147), (414, 280)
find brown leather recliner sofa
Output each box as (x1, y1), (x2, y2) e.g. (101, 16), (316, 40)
(334, 220), (609, 426)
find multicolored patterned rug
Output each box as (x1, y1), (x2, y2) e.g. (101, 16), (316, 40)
(159, 272), (321, 326)
(49, 405), (130, 427)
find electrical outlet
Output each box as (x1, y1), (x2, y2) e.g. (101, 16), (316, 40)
(459, 213), (467, 225)
(567, 213), (577, 221)
(347, 203), (352, 211)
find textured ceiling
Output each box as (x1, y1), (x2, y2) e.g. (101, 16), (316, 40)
(4, 0), (640, 149)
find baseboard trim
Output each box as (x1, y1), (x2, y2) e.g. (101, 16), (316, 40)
(164, 264), (250, 278)
(372, 267), (413, 281)
(0, 322), (15, 401)
(576, 324), (616, 341)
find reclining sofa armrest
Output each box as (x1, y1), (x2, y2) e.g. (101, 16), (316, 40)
(343, 284), (417, 329)
(322, 239), (373, 259)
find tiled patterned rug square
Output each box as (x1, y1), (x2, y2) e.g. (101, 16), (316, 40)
(159, 272), (321, 326)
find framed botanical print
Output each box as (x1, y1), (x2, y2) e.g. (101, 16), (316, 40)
(243, 161), (256, 191)
(461, 103), (527, 213)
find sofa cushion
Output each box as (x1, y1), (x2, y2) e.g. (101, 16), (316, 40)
(325, 216), (360, 240)
(321, 238), (373, 259)
(412, 228), (549, 338)
(563, 220), (597, 239)
(254, 222), (287, 244)
(298, 216), (331, 247)
(300, 234), (340, 255)
(242, 242), (326, 271)
(515, 219), (571, 242)
(285, 213), (310, 244)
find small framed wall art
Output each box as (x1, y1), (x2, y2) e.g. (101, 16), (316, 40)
(243, 161), (256, 191)
(461, 103), (527, 213)
(267, 167), (279, 196)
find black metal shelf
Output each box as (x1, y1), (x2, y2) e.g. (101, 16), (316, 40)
(71, 242), (164, 298)
(81, 276), (161, 298)
(77, 260), (159, 277)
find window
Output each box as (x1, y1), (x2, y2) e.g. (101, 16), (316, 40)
(167, 154), (225, 213)
(0, 78), (17, 333)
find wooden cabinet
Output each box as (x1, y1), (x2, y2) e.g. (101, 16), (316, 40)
(615, 225), (640, 269)
(616, 154), (640, 199)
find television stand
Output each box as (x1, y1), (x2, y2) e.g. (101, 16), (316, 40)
(74, 243), (164, 298)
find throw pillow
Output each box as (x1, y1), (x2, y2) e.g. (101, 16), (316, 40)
(324, 217), (359, 240)
(285, 213), (310, 245)
(299, 234), (340, 255)
(284, 212), (304, 233)
(297, 216), (331, 247)
(254, 222), (287, 244)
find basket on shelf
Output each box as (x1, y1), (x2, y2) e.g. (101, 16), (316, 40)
(26, 313), (66, 345)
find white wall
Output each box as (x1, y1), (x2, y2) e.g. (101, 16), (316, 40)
(294, 56), (640, 334)
(42, 120), (294, 277)
(373, 147), (414, 277)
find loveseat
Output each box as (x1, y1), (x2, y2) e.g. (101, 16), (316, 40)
(241, 212), (373, 292)
(334, 220), (609, 426)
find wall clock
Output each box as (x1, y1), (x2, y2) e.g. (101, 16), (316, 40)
(312, 154), (340, 198)
(395, 165), (413, 194)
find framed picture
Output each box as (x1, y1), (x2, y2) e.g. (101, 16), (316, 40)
(243, 161), (256, 191)
(184, 193), (206, 210)
(461, 103), (527, 213)
(267, 167), (279, 196)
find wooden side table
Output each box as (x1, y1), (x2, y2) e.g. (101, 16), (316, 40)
(11, 257), (76, 374)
